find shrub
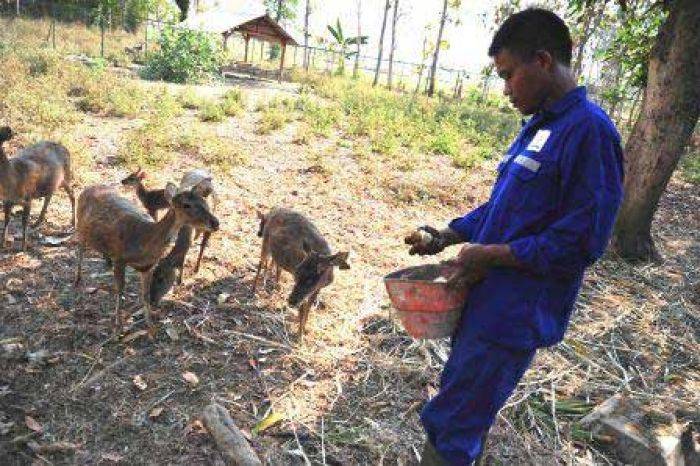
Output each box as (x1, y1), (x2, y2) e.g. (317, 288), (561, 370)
(179, 87), (204, 109)
(681, 151), (700, 185)
(221, 88), (246, 116)
(257, 107), (287, 134)
(199, 100), (225, 122)
(142, 27), (223, 83)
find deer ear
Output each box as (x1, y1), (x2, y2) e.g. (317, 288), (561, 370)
(164, 182), (177, 204)
(325, 251), (350, 270)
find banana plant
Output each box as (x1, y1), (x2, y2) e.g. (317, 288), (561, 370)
(327, 18), (368, 75)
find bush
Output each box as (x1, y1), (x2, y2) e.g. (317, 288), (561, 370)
(142, 27), (223, 83)
(179, 87), (204, 109)
(199, 100), (225, 122)
(220, 88), (246, 116)
(257, 107), (287, 134)
(681, 151), (700, 185)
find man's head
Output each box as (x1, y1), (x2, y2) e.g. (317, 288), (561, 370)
(489, 8), (573, 115)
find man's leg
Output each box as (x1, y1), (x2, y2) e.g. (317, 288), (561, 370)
(420, 332), (535, 465)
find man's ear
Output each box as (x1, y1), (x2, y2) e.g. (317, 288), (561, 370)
(535, 49), (554, 71)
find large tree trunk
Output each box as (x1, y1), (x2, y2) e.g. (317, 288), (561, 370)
(353, 0), (362, 78)
(175, 0), (189, 21)
(387, 0), (399, 89)
(303, 0), (311, 71)
(427, 0), (449, 97)
(372, 0), (391, 87)
(611, 0), (700, 261)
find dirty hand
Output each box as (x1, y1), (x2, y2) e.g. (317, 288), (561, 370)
(444, 244), (492, 289)
(405, 226), (446, 256)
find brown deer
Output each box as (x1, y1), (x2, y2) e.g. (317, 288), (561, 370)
(121, 167), (169, 221)
(0, 126), (75, 250)
(253, 208), (350, 341)
(149, 225), (193, 306)
(74, 184), (219, 329)
(147, 170), (219, 304)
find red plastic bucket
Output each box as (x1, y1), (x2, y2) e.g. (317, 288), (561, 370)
(384, 264), (468, 339)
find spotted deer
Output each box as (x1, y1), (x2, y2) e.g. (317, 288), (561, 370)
(0, 127), (75, 250)
(254, 207), (350, 341)
(74, 184), (219, 329)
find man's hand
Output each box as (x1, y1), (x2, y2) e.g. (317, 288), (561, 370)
(405, 226), (463, 256)
(445, 244), (520, 289)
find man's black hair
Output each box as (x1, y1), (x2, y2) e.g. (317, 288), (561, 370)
(488, 8), (572, 66)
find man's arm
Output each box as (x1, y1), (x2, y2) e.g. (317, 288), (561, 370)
(406, 203), (489, 255)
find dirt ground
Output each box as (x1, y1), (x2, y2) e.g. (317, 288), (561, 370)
(1, 76), (698, 465)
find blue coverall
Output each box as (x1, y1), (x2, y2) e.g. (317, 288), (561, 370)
(420, 87), (624, 464)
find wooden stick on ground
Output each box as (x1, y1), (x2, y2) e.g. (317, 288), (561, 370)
(202, 404), (262, 466)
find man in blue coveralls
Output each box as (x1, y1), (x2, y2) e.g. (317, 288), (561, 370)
(405, 8), (624, 465)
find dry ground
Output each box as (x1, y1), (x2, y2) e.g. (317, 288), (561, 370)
(1, 76), (698, 465)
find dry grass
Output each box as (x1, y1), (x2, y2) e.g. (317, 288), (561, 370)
(0, 21), (698, 466)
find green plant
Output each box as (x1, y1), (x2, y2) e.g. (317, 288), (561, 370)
(179, 87), (204, 109)
(220, 88), (246, 116)
(142, 26), (223, 83)
(681, 151), (700, 185)
(199, 100), (225, 122)
(257, 107), (287, 134)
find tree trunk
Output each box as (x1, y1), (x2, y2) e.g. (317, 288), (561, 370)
(572, 0), (605, 78)
(372, 0), (391, 87)
(353, 0), (362, 78)
(387, 0), (399, 89)
(269, 0), (283, 59)
(611, 0), (700, 261)
(414, 35), (428, 95)
(303, 0), (311, 71)
(428, 0), (449, 97)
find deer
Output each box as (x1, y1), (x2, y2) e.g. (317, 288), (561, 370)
(149, 224), (193, 306)
(120, 167), (169, 221)
(74, 183), (219, 329)
(253, 208), (350, 341)
(146, 170), (219, 305)
(0, 126), (75, 250)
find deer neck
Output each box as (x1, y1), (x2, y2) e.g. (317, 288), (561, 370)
(136, 181), (149, 201)
(142, 208), (184, 258)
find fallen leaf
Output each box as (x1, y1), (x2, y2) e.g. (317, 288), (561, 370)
(252, 411), (284, 436)
(182, 371), (199, 386)
(122, 330), (148, 343)
(217, 293), (230, 305)
(184, 419), (207, 436)
(165, 326), (179, 341)
(101, 452), (124, 462)
(132, 375), (147, 391)
(149, 407), (164, 418)
(25, 416), (43, 433)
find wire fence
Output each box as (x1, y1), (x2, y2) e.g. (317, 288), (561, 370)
(1, 1), (494, 98)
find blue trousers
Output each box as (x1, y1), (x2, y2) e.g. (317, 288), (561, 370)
(421, 329), (536, 465)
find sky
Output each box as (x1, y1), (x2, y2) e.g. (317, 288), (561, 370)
(283, 0), (502, 73)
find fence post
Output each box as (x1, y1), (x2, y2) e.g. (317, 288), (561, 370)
(15, 0), (19, 16)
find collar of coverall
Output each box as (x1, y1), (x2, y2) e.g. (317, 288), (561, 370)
(521, 85), (587, 130)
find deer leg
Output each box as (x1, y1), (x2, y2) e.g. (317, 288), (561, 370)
(149, 209), (158, 222)
(113, 260), (126, 329)
(252, 240), (270, 294)
(193, 231), (210, 274)
(20, 201), (30, 251)
(63, 182), (76, 228)
(140, 268), (154, 327)
(74, 243), (85, 286)
(2, 202), (12, 248)
(274, 262), (282, 290)
(32, 193), (51, 228)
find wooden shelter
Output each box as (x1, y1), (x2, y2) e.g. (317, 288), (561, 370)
(181, 2), (298, 82)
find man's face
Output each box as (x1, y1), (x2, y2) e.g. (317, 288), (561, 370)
(494, 49), (552, 115)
